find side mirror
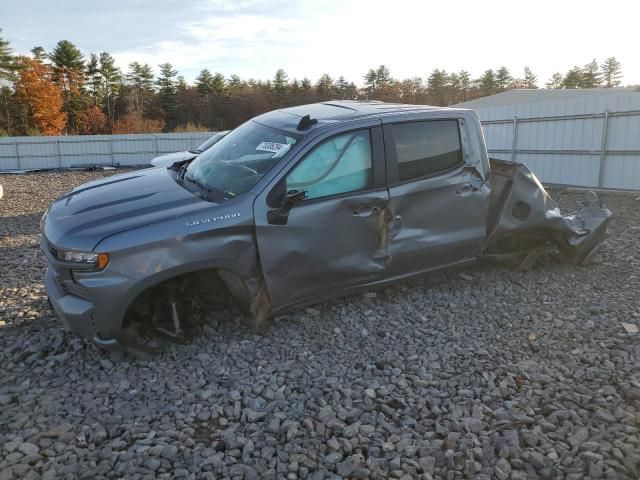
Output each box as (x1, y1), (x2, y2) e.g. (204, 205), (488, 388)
(267, 190), (306, 225)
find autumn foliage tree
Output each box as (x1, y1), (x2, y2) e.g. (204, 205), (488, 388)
(14, 57), (66, 135)
(112, 111), (163, 134)
(75, 105), (108, 134)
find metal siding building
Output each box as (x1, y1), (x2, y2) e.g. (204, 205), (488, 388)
(0, 132), (215, 171)
(455, 88), (640, 190)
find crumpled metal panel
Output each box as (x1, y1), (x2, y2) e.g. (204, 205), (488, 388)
(483, 158), (612, 263)
(254, 189), (389, 310)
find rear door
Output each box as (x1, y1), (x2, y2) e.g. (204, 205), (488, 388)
(254, 122), (389, 310)
(383, 116), (490, 276)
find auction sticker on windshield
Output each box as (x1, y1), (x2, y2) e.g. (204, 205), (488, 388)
(256, 141), (287, 153)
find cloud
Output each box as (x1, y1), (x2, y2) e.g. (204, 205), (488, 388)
(111, 1), (329, 79)
(3, 0), (638, 85)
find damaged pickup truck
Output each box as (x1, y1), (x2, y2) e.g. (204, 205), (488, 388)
(40, 101), (612, 352)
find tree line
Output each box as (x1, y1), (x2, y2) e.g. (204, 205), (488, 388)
(0, 30), (627, 136)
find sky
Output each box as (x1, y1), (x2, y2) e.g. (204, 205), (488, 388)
(1, 0), (638, 86)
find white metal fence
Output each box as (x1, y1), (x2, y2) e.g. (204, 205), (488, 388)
(0, 132), (216, 171)
(2, 117), (639, 190)
(481, 110), (640, 190)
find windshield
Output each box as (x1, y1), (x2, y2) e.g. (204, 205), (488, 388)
(194, 131), (227, 153)
(185, 121), (300, 200)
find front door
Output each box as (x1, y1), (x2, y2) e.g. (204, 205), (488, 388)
(383, 118), (490, 276)
(254, 125), (388, 310)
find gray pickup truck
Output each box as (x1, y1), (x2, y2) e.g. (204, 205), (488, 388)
(40, 101), (611, 353)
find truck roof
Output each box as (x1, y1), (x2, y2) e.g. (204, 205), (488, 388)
(254, 101), (468, 134)
(281, 100), (457, 120)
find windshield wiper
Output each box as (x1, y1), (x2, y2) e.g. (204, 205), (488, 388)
(185, 175), (212, 193)
(175, 161), (192, 187)
(183, 174), (234, 202)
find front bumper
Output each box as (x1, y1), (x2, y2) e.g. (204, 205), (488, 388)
(44, 266), (96, 339)
(41, 236), (134, 347)
(45, 268), (124, 352)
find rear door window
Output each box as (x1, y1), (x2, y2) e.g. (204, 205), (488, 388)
(392, 120), (463, 181)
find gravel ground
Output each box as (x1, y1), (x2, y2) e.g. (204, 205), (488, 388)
(1, 170), (639, 480)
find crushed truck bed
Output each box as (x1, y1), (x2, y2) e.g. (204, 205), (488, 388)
(483, 158), (612, 267)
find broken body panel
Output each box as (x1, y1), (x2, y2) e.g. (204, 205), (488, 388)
(484, 158), (612, 265)
(40, 101), (612, 351)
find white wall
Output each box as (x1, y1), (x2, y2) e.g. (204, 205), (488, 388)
(0, 132), (215, 171)
(468, 91), (640, 190)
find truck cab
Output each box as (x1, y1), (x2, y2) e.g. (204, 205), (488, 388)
(251, 103), (491, 310)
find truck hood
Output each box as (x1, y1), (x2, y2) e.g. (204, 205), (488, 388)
(150, 151), (197, 167)
(43, 167), (210, 250)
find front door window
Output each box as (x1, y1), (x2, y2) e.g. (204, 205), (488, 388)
(286, 130), (372, 200)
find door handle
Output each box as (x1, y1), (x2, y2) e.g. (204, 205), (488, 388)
(456, 184), (478, 196)
(352, 205), (381, 217)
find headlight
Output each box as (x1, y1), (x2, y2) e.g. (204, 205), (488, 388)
(56, 249), (109, 270)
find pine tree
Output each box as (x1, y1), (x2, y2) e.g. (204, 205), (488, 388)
(176, 75), (187, 91)
(129, 63), (154, 91)
(523, 67), (538, 88)
(195, 72), (224, 129)
(300, 78), (312, 93)
(156, 62), (178, 130)
(99, 52), (121, 121)
(448, 73), (464, 104)
(427, 69), (449, 105)
(273, 69), (289, 97)
(345, 81), (358, 100)
(495, 66), (512, 91)
(49, 40), (85, 71)
(316, 74), (335, 100)
(363, 68), (377, 96)
(0, 29), (19, 81)
(449, 72), (460, 88)
(580, 59), (601, 88)
(85, 54), (102, 105)
(477, 69), (497, 96)
(126, 62), (154, 114)
(227, 74), (242, 91)
(31, 46), (46, 62)
(363, 65), (393, 99)
(194, 69), (215, 128)
(49, 41), (86, 97)
(195, 69), (214, 95)
(562, 67), (583, 89)
(600, 57), (622, 88)
(289, 78), (301, 100)
(375, 65), (392, 86)
(458, 70), (471, 101)
(334, 76), (349, 99)
(546, 73), (564, 89)
(49, 40), (86, 132)
(211, 73), (226, 95)
(375, 65), (393, 98)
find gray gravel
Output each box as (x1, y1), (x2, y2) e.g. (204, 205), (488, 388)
(1, 170), (639, 480)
